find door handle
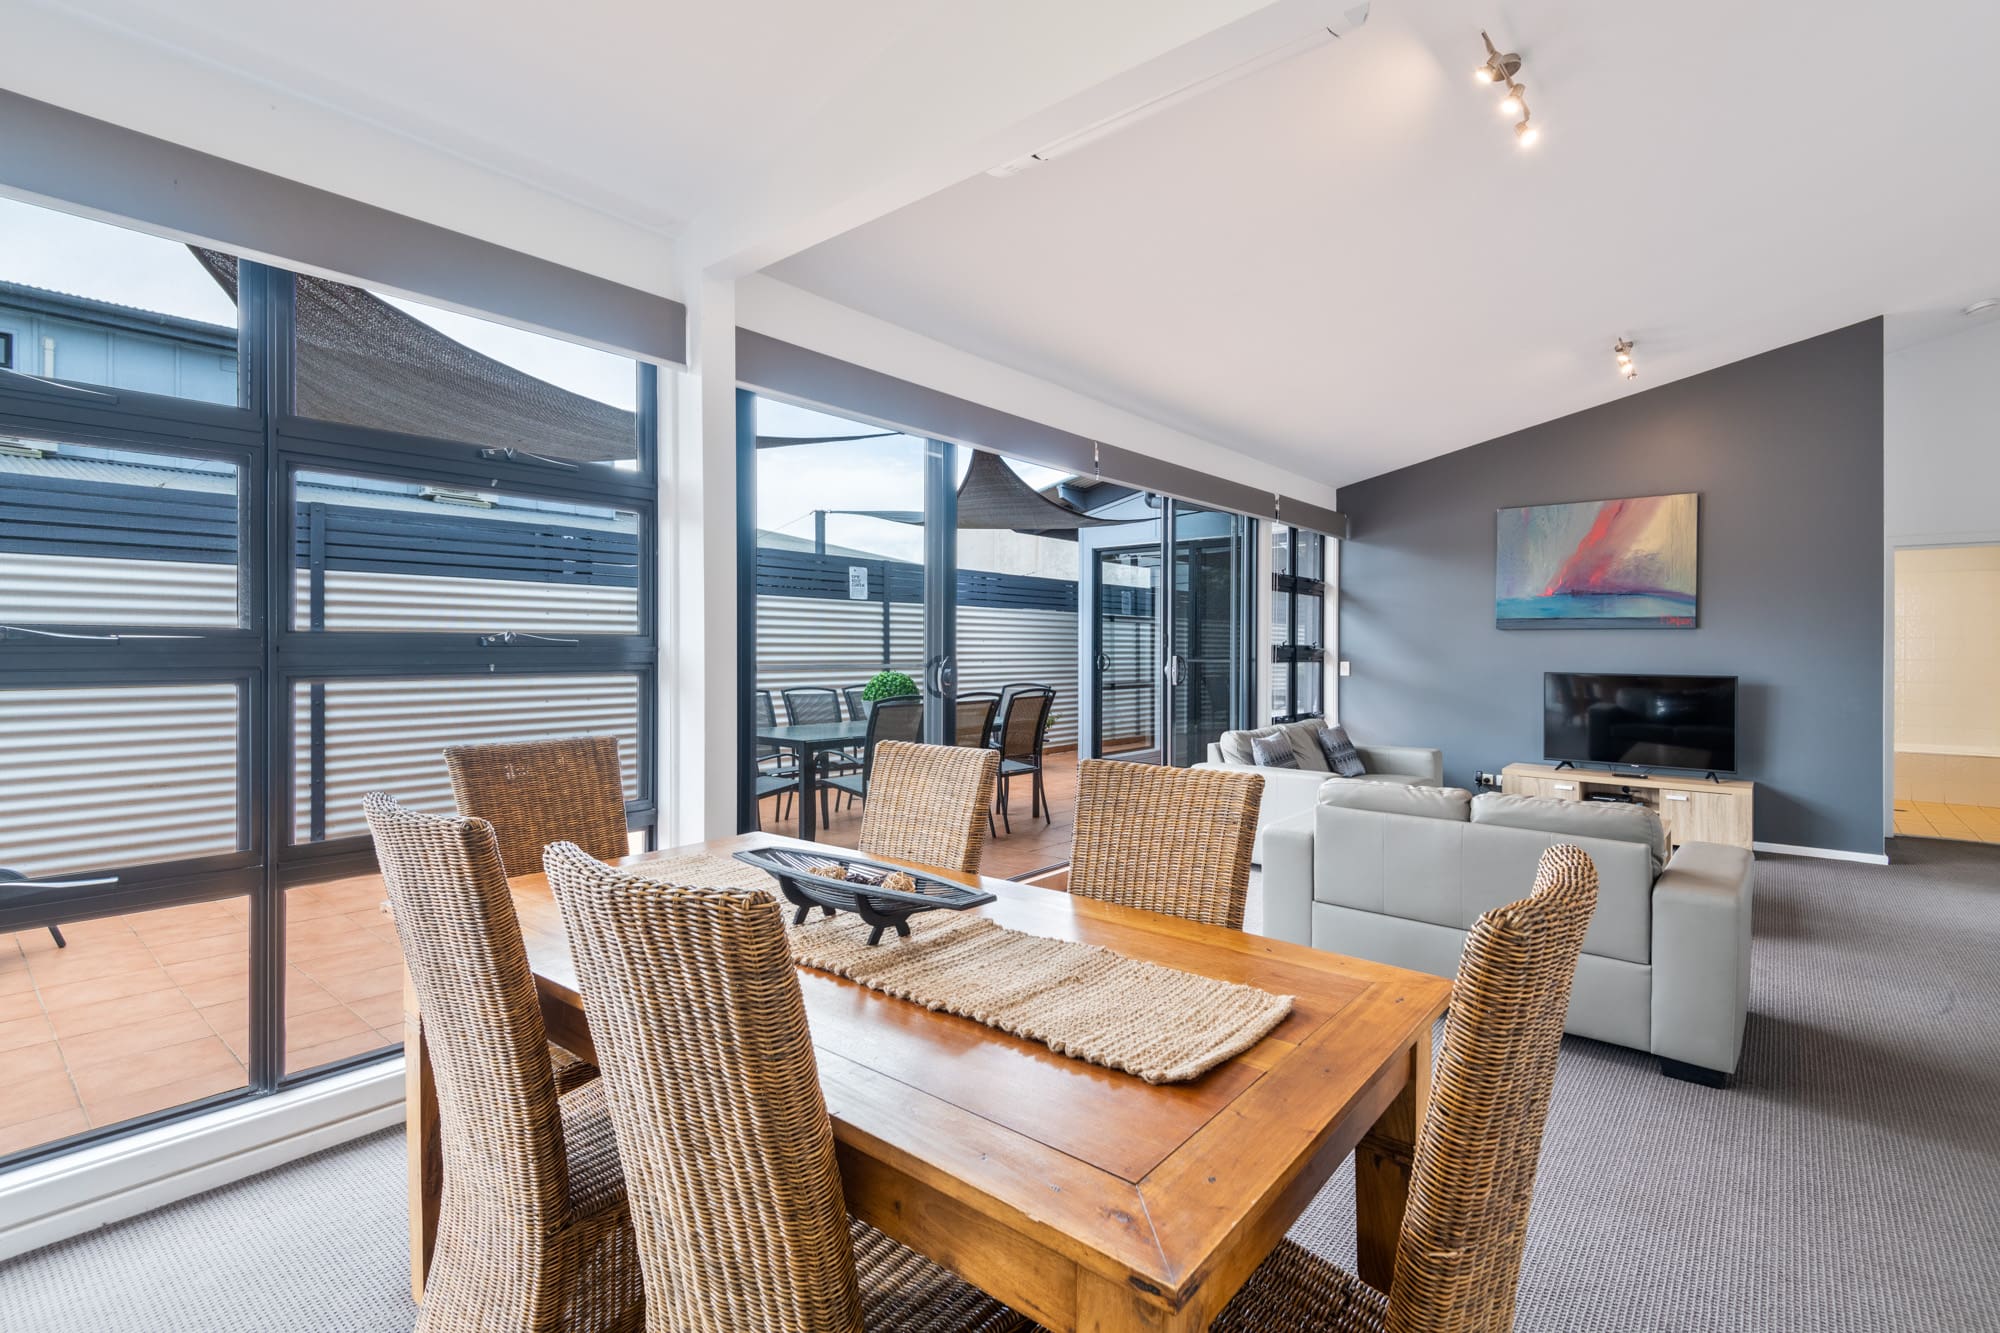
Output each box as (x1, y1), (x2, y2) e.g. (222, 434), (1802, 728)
(1665, 792), (1689, 802)
(1163, 654), (1186, 686)
(1094, 653), (1111, 673)
(925, 654), (955, 697)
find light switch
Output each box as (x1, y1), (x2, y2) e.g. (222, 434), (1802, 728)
(1338, 660), (1351, 677)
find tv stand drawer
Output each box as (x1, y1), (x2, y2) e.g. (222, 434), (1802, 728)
(1663, 788), (1750, 848)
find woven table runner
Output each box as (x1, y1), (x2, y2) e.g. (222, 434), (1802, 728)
(623, 850), (1294, 1085)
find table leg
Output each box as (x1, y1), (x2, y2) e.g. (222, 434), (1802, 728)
(405, 972), (441, 1304)
(1354, 1023), (1432, 1291)
(796, 742), (818, 841)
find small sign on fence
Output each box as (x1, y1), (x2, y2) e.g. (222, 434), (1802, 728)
(848, 565), (869, 600)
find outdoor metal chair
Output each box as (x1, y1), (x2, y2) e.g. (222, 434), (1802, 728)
(990, 687), (1055, 833)
(782, 687), (861, 824)
(754, 689), (798, 820)
(822, 696), (924, 813)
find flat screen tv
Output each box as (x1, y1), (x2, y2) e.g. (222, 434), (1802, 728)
(1543, 673), (1737, 773)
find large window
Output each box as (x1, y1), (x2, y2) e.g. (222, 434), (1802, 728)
(1271, 525), (1327, 724)
(0, 197), (657, 1165)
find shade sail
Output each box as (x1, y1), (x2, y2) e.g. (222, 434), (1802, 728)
(194, 249), (638, 464)
(954, 449), (1112, 533)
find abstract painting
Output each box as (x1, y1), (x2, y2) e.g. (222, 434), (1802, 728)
(1496, 493), (1698, 628)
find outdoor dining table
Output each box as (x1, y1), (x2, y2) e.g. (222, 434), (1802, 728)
(403, 831), (1453, 1331)
(754, 717), (870, 839)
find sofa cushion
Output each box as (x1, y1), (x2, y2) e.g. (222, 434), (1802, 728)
(1313, 724), (1367, 777)
(1277, 721), (1332, 772)
(1219, 721), (1330, 771)
(1471, 793), (1668, 879)
(1317, 781), (1473, 821)
(1218, 725), (1284, 766)
(1250, 735), (1299, 768)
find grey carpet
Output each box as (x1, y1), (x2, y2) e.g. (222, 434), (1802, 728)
(3, 839), (1996, 1332)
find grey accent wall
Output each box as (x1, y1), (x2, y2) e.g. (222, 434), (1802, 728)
(1335, 319), (1885, 855)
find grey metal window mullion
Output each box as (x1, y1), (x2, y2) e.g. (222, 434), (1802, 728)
(249, 260), (292, 1095)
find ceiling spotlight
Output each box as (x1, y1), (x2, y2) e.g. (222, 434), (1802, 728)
(1477, 33), (1536, 148)
(1476, 31), (1522, 85)
(1614, 338), (1637, 380)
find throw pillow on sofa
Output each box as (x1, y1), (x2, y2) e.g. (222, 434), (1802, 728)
(1314, 724), (1367, 778)
(1250, 735), (1300, 768)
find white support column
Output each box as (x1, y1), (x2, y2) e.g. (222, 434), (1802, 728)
(662, 270), (740, 843)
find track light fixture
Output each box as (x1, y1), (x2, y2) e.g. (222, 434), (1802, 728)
(1614, 338), (1637, 381)
(1476, 32), (1537, 148)
(1474, 31), (1521, 85)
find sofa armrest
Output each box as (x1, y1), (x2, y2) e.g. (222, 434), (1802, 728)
(1650, 842), (1754, 1078)
(1355, 744), (1444, 786)
(1257, 811), (1316, 946)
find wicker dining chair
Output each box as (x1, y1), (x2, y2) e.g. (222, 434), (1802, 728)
(544, 842), (1030, 1333)
(363, 795), (642, 1333)
(1207, 844), (1601, 1333)
(1066, 759), (1263, 930)
(444, 735), (629, 877)
(852, 740), (999, 875)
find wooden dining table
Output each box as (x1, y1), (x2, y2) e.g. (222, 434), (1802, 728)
(404, 831), (1453, 1332)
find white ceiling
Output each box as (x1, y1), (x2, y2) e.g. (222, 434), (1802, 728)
(8, 0), (1999, 490)
(771, 0), (2000, 487)
(2, 0), (1307, 276)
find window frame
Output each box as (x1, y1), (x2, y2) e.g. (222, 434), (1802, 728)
(0, 240), (660, 1167)
(1271, 525), (1327, 725)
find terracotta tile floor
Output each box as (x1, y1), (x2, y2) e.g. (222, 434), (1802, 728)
(0, 878), (406, 1159)
(760, 749), (1079, 881)
(1893, 800), (2000, 844)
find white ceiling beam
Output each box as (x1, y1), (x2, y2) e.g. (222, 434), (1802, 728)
(681, 0), (1369, 276)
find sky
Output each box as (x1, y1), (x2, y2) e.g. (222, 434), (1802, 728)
(2, 192), (1067, 554)
(753, 396), (1072, 565)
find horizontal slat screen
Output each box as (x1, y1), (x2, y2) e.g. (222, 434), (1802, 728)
(0, 554), (238, 626)
(292, 568), (637, 633)
(753, 597), (1079, 747)
(294, 675), (642, 843)
(0, 684), (241, 875)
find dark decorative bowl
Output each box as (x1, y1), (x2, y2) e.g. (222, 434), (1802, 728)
(733, 846), (995, 945)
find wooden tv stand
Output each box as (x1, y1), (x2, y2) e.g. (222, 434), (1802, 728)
(1499, 763), (1754, 851)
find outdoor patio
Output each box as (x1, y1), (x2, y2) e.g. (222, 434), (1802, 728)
(759, 747), (1078, 882)
(1, 755), (1077, 1158)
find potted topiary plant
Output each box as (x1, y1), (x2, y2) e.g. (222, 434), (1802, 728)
(861, 669), (919, 703)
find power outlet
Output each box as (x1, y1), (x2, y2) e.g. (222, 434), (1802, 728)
(1474, 770), (1502, 789)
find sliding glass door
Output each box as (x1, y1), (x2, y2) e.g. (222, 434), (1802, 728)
(740, 397), (1259, 833)
(1092, 544), (1163, 763)
(1168, 503), (1251, 766)
(1081, 497), (1253, 768)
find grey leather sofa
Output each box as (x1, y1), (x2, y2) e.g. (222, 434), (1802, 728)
(1194, 719), (1442, 860)
(1262, 782), (1754, 1084)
